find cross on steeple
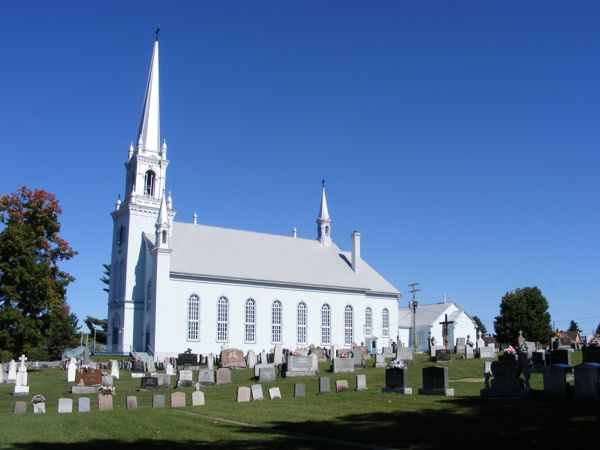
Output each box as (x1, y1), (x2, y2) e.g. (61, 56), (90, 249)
(439, 314), (455, 350)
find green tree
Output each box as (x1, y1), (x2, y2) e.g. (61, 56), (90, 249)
(100, 263), (110, 294)
(494, 287), (553, 345)
(0, 186), (77, 359)
(568, 320), (581, 333)
(84, 316), (107, 345)
(472, 315), (487, 336)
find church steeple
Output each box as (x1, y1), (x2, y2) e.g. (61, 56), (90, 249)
(137, 38), (160, 154)
(155, 189), (171, 249)
(317, 181), (332, 247)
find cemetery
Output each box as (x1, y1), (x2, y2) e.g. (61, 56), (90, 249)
(0, 347), (599, 449)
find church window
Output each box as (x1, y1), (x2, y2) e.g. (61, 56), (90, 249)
(382, 308), (390, 338)
(162, 230), (167, 244)
(245, 299), (256, 343)
(297, 302), (307, 345)
(117, 225), (125, 247)
(271, 300), (282, 344)
(217, 296), (229, 342)
(144, 170), (156, 197)
(344, 305), (354, 346)
(146, 281), (152, 312)
(187, 294), (199, 341)
(111, 314), (120, 348)
(321, 304), (331, 345)
(365, 307), (372, 337)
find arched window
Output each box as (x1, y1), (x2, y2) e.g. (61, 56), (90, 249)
(382, 308), (390, 338)
(216, 297), (228, 342)
(117, 225), (125, 247)
(146, 280), (152, 312)
(297, 302), (307, 345)
(245, 299), (256, 343)
(272, 300), (282, 344)
(111, 314), (120, 347)
(144, 170), (156, 197)
(321, 304), (331, 345)
(187, 294), (200, 341)
(161, 230), (167, 244)
(344, 305), (354, 346)
(365, 307), (373, 337)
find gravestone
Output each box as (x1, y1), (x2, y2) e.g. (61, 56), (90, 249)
(33, 402), (45, 414)
(110, 359), (120, 379)
(220, 348), (246, 368)
(382, 347), (395, 358)
(126, 396), (138, 410)
(464, 345), (474, 359)
(259, 366), (276, 382)
(58, 398), (73, 413)
(78, 397), (90, 413)
(382, 367), (412, 394)
(75, 368), (103, 387)
(216, 368), (232, 384)
(98, 395), (113, 411)
(396, 347), (414, 364)
(7, 360), (17, 384)
(419, 366), (454, 396)
(543, 365), (571, 398)
(140, 377), (159, 391)
(330, 345), (338, 360)
(192, 390), (205, 406)
(455, 338), (466, 354)
(332, 358), (355, 373)
(237, 386), (251, 402)
(251, 384), (264, 400)
(574, 363), (600, 399)
(336, 380), (349, 393)
(102, 375), (114, 387)
(532, 351), (547, 372)
(152, 394), (166, 408)
(177, 369), (194, 388)
(582, 346), (600, 363)
(67, 358), (77, 382)
(355, 374), (367, 391)
(165, 363), (175, 376)
(207, 353), (214, 370)
(13, 354), (29, 395)
(171, 392), (186, 408)
(246, 350), (256, 369)
(273, 345), (283, 365)
(156, 374), (172, 388)
(310, 347), (327, 362)
(354, 346), (369, 359)
(14, 401), (26, 414)
(269, 387), (282, 399)
(177, 351), (198, 367)
(285, 355), (317, 377)
(294, 383), (306, 398)
(260, 350), (268, 364)
(131, 359), (145, 373)
(430, 345), (445, 358)
(254, 363), (275, 379)
(480, 359), (528, 397)
(0, 362), (4, 383)
(478, 345), (496, 359)
(550, 349), (572, 366)
(198, 369), (215, 385)
(435, 349), (451, 362)
(374, 354), (386, 368)
(525, 341), (536, 357)
(319, 377), (331, 394)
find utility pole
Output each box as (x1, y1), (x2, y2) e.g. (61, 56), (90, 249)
(408, 283), (420, 353)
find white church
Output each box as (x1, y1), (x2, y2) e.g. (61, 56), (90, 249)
(106, 37), (400, 359)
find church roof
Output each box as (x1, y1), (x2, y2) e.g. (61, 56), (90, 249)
(398, 302), (459, 328)
(165, 222), (399, 296)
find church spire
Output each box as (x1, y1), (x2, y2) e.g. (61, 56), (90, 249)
(136, 37), (160, 154)
(316, 180), (332, 247)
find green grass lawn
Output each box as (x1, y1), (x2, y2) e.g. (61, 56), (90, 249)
(1, 352), (597, 449)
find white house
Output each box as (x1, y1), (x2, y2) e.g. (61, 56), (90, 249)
(106, 37), (401, 360)
(398, 301), (477, 352)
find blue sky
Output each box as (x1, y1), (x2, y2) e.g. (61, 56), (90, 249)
(1, 1), (599, 335)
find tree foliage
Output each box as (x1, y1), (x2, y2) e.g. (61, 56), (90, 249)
(0, 186), (78, 359)
(494, 287), (553, 345)
(568, 320), (581, 333)
(84, 316), (107, 344)
(472, 315), (487, 336)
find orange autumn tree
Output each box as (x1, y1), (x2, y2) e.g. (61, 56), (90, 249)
(0, 186), (79, 360)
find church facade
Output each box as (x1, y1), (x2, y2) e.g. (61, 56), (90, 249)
(106, 38), (400, 359)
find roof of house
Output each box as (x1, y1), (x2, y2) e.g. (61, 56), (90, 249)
(398, 302), (460, 328)
(159, 221), (400, 296)
(562, 330), (582, 343)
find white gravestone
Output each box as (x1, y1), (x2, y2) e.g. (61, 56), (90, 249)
(67, 358), (77, 383)
(110, 360), (120, 379)
(166, 363), (175, 376)
(260, 351), (267, 364)
(207, 353), (214, 371)
(0, 362), (4, 383)
(13, 355), (29, 395)
(7, 360), (17, 384)
(273, 345), (283, 365)
(247, 350), (256, 369)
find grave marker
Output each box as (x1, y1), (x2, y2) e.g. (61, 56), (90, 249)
(171, 392), (186, 408)
(355, 374), (367, 391)
(78, 397), (90, 413)
(419, 366), (454, 396)
(58, 398), (73, 414)
(216, 368), (232, 384)
(382, 367), (412, 394)
(319, 377), (331, 394)
(251, 384), (264, 400)
(294, 383), (306, 398)
(14, 401), (26, 414)
(152, 394), (166, 408)
(98, 394), (114, 411)
(269, 387), (282, 399)
(126, 396), (138, 410)
(192, 390), (205, 406)
(237, 386), (251, 402)
(336, 380), (349, 393)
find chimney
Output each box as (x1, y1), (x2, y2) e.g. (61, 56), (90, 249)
(351, 231), (361, 272)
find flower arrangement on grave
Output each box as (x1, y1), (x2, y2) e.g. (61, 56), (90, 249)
(291, 351), (302, 357)
(31, 394), (45, 404)
(98, 385), (115, 396)
(387, 359), (404, 369)
(338, 351), (350, 359)
(503, 345), (517, 356)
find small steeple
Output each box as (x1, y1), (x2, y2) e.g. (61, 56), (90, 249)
(167, 191), (173, 209)
(161, 139), (167, 159)
(136, 37), (160, 154)
(128, 142), (134, 160)
(193, 211), (197, 225)
(316, 180), (332, 247)
(155, 189), (170, 248)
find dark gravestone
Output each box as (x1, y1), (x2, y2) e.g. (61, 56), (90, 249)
(176, 353), (197, 367)
(319, 376), (331, 394)
(531, 351), (547, 372)
(75, 369), (103, 386)
(131, 360), (145, 373)
(435, 349), (451, 362)
(582, 346), (600, 364)
(140, 377), (159, 391)
(382, 367), (412, 394)
(550, 349), (572, 366)
(419, 366), (454, 396)
(543, 365), (571, 398)
(481, 359), (527, 397)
